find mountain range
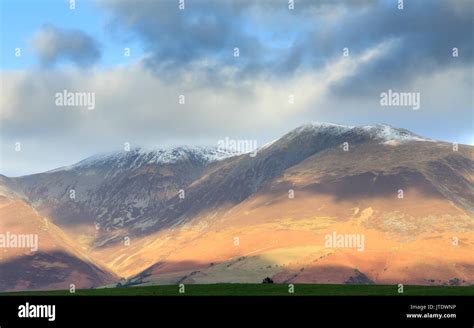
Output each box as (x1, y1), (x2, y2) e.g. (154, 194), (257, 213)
(1, 123), (473, 291)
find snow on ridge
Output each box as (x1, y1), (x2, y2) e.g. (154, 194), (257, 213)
(59, 146), (239, 171)
(300, 122), (354, 132)
(288, 122), (433, 143)
(310, 121), (354, 129)
(258, 138), (279, 151)
(359, 123), (434, 143)
(287, 122), (353, 138)
(46, 123), (434, 174)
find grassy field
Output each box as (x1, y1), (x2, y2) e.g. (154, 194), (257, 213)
(2, 284), (474, 296)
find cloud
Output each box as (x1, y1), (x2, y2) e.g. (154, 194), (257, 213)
(1, 0), (472, 176)
(98, 0), (268, 79)
(97, 0), (473, 88)
(326, 0), (474, 96)
(31, 25), (101, 67)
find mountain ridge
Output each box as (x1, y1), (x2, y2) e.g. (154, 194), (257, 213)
(9, 122), (439, 178)
(1, 122), (472, 289)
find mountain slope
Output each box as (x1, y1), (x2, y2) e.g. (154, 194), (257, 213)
(2, 123), (473, 287)
(108, 136), (473, 285)
(13, 146), (237, 245)
(0, 182), (117, 291)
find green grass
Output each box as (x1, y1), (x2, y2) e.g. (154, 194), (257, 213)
(2, 284), (474, 296)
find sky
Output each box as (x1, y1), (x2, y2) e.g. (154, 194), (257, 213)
(0, 0), (473, 176)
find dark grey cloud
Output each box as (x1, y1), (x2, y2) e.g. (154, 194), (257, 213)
(99, 0), (268, 79)
(99, 0), (374, 79)
(99, 0), (473, 88)
(31, 25), (101, 67)
(326, 0), (474, 96)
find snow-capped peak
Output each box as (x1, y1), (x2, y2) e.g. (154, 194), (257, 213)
(296, 122), (354, 132)
(285, 122), (353, 139)
(47, 123), (433, 174)
(286, 122), (433, 144)
(357, 124), (433, 143)
(50, 146), (239, 173)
